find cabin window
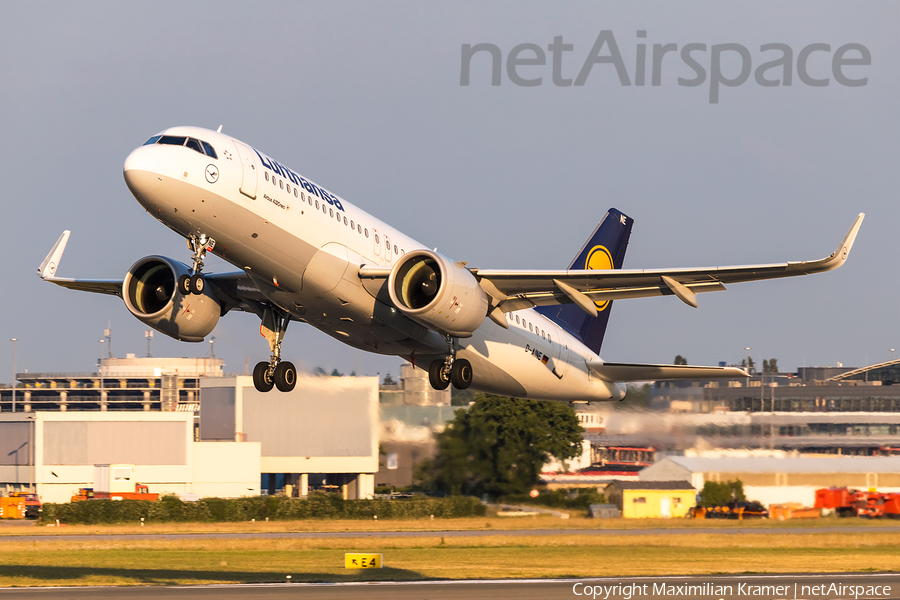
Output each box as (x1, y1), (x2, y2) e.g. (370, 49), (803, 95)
(548, 334), (551, 343)
(323, 205), (327, 214)
(279, 180), (284, 189)
(329, 208), (334, 217)
(294, 189), (298, 197)
(157, 135), (187, 146)
(365, 228), (369, 238)
(350, 220), (354, 229)
(358, 225), (362, 234)
(394, 245), (398, 254)
(315, 200), (319, 209)
(286, 184), (291, 193)
(343, 217), (348, 225)
(143, 135), (162, 146)
(265, 172), (270, 181)
(529, 323), (533, 332)
(541, 330), (545, 338)
(375, 234), (380, 245)
(201, 141), (217, 158)
(515, 315), (520, 324)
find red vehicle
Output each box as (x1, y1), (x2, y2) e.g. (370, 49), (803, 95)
(815, 487), (899, 519)
(9, 492), (42, 519)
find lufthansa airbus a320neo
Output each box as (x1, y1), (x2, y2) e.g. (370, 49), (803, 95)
(39, 126), (864, 400)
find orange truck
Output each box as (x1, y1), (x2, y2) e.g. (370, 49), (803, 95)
(71, 483), (159, 502)
(0, 493), (41, 519)
(815, 487), (900, 519)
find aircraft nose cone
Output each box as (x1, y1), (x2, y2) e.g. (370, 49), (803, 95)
(123, 146), (164, 196)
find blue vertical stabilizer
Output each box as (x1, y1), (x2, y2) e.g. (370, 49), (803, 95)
(535, 208), (633, 354)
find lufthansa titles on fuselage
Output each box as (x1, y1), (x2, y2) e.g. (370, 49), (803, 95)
(253, 148), (344, 211)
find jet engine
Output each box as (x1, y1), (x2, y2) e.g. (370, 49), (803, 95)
(122, 256), (220, 342)
(388, 250), (489, 337)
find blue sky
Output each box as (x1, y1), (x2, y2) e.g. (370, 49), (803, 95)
(1, 1), (897, 381)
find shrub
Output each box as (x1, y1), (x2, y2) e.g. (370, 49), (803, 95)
(41, 494), (485, 525)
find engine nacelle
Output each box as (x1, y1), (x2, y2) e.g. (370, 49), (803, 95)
(388, 250), (489, 337)
(122, 256), (220, 342)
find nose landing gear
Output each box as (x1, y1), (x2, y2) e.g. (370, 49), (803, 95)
(428, 335), (473, 391)
(178, 234), (216, 295)
(253, 305), (297, 393)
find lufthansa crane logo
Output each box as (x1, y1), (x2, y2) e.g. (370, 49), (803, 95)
(585, 245), (613, 311)
(205, 164), (219, 183)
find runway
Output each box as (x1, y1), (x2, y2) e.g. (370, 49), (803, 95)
(2, 574), (898, 599)
(2, 525), (898, 543)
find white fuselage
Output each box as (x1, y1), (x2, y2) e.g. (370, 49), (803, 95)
(123, 126), (625, 402)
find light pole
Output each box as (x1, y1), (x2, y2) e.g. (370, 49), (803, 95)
(145, 330), (153, 358)
(98, 339), (105, 395)
(892, 349), (896, 362)
(744, 347), (751, 374)
(10, 338), (17, 413)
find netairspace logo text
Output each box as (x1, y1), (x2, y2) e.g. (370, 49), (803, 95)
(460, 30), (871, 103)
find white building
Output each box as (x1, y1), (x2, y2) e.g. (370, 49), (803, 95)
(0, 411), (260, 503)
(200, 374), (379, 500)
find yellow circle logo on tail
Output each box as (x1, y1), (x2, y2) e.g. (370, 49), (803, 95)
(585, 245), (613, 311)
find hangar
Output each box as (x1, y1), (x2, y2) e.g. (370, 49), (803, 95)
(639, 455), (900, 506)
(0, 411), (260, 503)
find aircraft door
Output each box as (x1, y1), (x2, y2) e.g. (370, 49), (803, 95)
(232, 141), (258, 199)
(554, 343), (570, 379)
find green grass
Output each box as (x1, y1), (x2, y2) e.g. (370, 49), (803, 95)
(0, 531), (897, 587)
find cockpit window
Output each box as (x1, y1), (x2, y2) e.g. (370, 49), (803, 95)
(201, 141), (217, 159)
(158, 135), (187, 146)
(153, 135), (217, 158)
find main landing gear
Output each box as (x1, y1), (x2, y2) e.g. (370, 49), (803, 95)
(253, 305), (297, 393)
(177, 234), (216, 295)
(428, 335), (473, 391)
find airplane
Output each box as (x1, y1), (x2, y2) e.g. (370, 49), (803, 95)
(38, 126), (864, 402)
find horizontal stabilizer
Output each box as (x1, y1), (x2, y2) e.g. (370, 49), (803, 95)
(587, 361), (747, 382)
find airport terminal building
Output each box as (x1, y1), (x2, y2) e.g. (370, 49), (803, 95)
(1, 358), (380, 502)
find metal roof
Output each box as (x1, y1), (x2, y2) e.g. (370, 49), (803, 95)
(656, 455), (900, 474)
(829, 358), (900, 383)
(605, 480), (696, 490)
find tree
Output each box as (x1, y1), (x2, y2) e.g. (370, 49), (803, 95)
(330, 368), (343, 377)
(674, 355), (688, 365)
(763, 358), (779, 373)
(420, 394), (584, 497)
(382, 372), (396, 385)
(740, 357), (756, 372)
(698, 480), (746, 506)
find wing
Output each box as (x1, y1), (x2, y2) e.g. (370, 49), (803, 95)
(37, 231), (260, 313)
(587, 361), (747, 382)
(472, 213), (864, 313)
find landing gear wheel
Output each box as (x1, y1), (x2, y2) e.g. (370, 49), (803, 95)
(451, 359), (473, 389)
(253, 361), (274, 393)
(428, 359), (450, 390)
(274, 361), (297, 392)
(177, 274), (192, 296)
(189, 273), (205, 295)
